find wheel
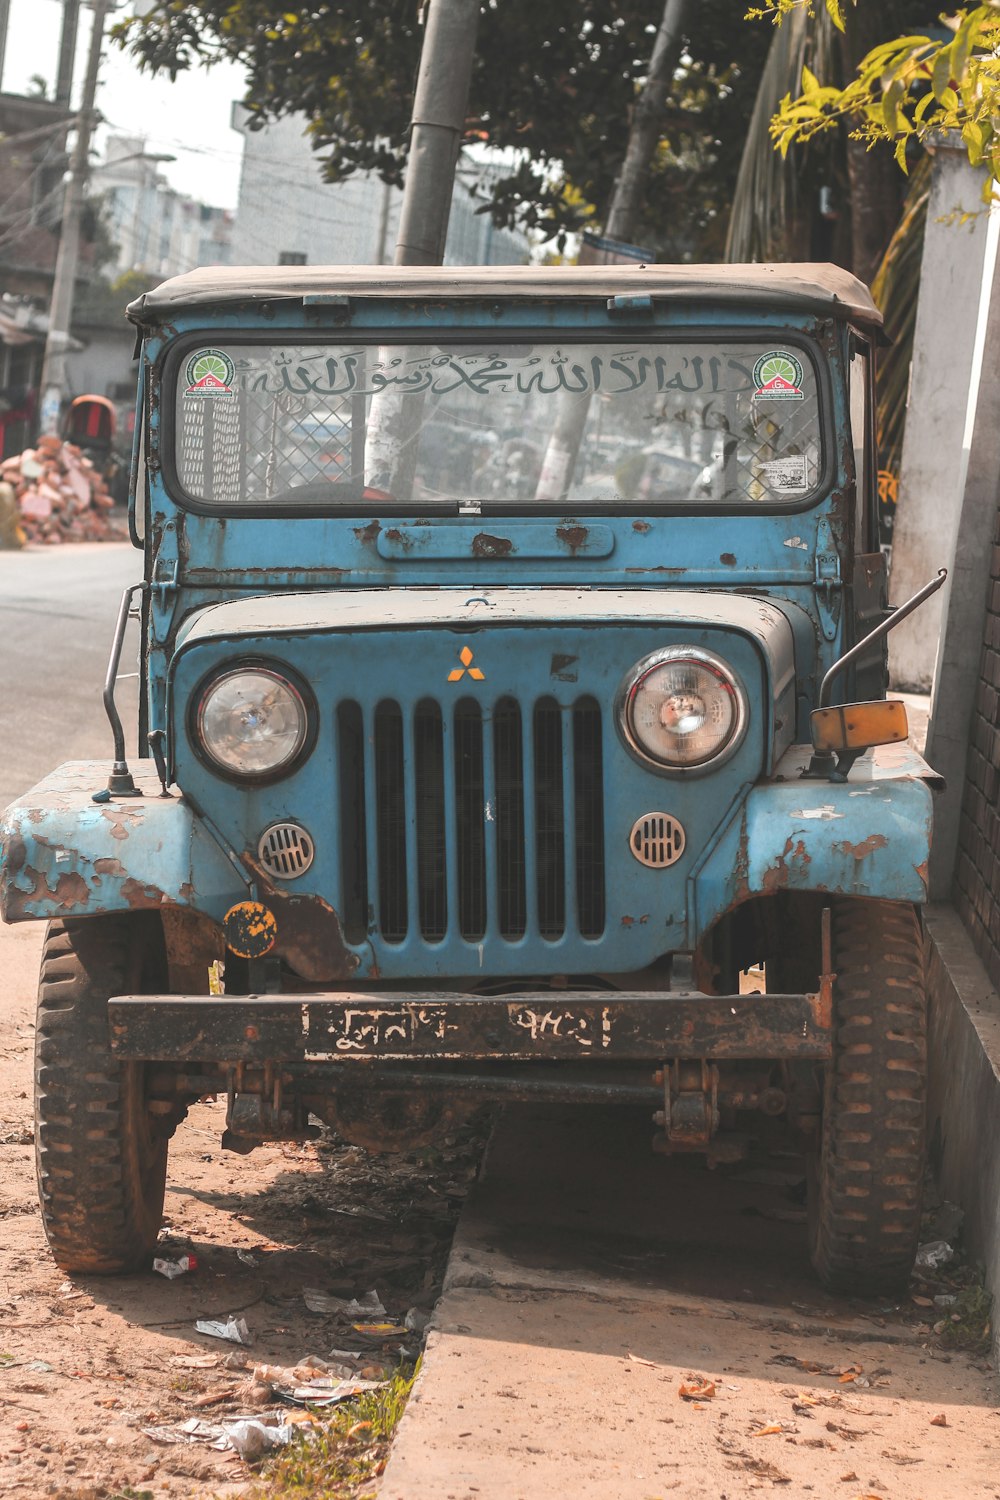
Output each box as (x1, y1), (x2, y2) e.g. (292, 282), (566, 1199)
(35, 916), (170, 1274)
(809, 899), (926, 1295)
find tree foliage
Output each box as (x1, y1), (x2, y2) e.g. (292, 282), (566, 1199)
(759, 1), (1000, 193)
(115, 1), (771, 256)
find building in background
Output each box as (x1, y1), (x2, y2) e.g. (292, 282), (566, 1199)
(98, 135), (234, 279)
(230, 108), (528, 267)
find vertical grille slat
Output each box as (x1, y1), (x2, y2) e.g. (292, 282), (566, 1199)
(454, 698), (487, 941)
(494, 698), (526, 941)
(374, 702), (408, 942)
(533, 698), (566, 941)
(573, 698), (606, 938)
(336, 702), (368, 943)
(414, 700), (447, 941)
(336, 693), (606, 952)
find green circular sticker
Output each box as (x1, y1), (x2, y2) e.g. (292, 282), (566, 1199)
(752, 350), (804, 401)
(184, 348), (235, 396)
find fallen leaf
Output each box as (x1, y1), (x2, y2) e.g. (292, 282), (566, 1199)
(679, 1378), (716, 1400)
(882, 1447), (921, 1466)
(752, 1423), (784, 1436)
(347, 1420), (372, 1439)
(930, 1412), (948, 1427)
(627, 1353), (658, 1368)
(911, 1294), (934, 1307)
(839, 1474), (858, 1484)
(170, 1354), (221, 1370)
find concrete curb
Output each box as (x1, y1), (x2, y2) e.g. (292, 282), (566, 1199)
(925, 902), (1000, 1364)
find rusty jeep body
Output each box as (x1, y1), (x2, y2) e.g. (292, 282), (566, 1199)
(1, 264), (939, 1290)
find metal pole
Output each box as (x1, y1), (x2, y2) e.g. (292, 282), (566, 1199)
(394, 0), (480, 267)
(38, 0), (112, 437)
(55, 0), (81, 109)
(0, 0), (10, 93)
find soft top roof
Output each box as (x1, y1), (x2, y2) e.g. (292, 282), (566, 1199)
(127, 261), (881, 330)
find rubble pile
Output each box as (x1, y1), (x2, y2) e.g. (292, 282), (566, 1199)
(0, 434), (123, 545)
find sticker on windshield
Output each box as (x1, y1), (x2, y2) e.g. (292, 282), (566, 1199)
(184, 348), (235, 397)
(752, 350), (804, 402)
(761, 454), (809, 492)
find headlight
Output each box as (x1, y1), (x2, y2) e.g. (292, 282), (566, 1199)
(195, 665), (311, 779)
(619, 647), (747, 772)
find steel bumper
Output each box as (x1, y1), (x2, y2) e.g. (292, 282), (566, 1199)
(108, 989), (832, 1063)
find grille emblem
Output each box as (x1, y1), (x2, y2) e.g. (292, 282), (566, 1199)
(258, 822), (315, 879)
(629, 812), (685, 868)
(448, 645), (486, 683)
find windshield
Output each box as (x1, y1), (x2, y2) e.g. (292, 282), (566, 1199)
(171, 338), (824, 511)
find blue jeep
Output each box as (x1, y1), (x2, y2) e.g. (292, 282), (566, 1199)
(1, 264), (940, 1292)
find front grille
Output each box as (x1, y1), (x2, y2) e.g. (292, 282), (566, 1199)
(337, 695), (606, 949)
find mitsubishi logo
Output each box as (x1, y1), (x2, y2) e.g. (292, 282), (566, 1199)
(448, 646), (485, 683)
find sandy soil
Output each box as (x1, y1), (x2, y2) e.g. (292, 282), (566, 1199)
(0, 922), (484, 1499)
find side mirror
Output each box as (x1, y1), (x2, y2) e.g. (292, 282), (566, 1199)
(809, 699), (908, 781)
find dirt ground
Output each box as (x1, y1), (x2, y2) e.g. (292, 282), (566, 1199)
(0, 922), (485, 1499)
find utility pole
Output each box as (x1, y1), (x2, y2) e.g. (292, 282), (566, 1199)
(55, 0), (81, 109)
(38, 0), (113, 437)
(394, 0), (479, 266)
(535, 0), (690, 501)
(366, 0), (479, 497)
(604, 0), (690, 244)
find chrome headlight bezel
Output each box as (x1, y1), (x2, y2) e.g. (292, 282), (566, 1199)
(616, 646), (749, 776)
(189, 659), (316, 784)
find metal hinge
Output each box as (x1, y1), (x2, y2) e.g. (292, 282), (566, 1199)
(813, 519), (843, 642)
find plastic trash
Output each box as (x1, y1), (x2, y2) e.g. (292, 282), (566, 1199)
(914, 1240), (955, 1273)
(223, 1419), (292, 1461)
(934, 1293), (958, 1309)
(154, 1254), (197, 1280)
(194, 1315), (252, 1345)
(302, 1287), (386, 1317)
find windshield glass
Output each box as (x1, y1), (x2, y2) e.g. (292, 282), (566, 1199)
(172, 338), (824, 510)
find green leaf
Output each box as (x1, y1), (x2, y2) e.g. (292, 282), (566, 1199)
(824, 0), (846, 34)
(932, 42), (954, 101)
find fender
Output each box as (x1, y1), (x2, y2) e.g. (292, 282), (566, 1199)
(693, 741), (936, 937)
(0, 762), (239, 923)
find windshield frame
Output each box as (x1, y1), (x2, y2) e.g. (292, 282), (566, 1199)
(155, 326), (837, 520)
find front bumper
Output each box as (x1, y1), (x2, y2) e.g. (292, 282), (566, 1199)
(108, 989), (832, 1064)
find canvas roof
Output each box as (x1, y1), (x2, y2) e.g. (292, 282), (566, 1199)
(127, 262), (881, 330)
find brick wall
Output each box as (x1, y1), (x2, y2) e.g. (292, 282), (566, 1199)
(953, 498), (1000, 988)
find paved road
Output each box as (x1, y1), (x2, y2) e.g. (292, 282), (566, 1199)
(0, 542), (140, 808)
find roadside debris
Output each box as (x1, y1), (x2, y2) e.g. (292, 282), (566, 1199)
(914, 1239), (955, 1273)
(154, 1253), (197, 1280)
(194, 1315), (253, 1345)
(303, 1287), (386, 1318)
(0, 437), (122, 545)
(679, 1376), (717, 1401)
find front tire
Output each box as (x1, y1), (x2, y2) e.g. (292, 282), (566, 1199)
(810, 900), (926, 1296)
(35, 916), (169, 1274)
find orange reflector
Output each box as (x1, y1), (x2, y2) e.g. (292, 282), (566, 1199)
(810, 699), (909, 754)
(223, 900), (277, 959)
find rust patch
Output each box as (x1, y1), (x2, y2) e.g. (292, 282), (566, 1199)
(353, 519), (381, 545)
(762, 836), (811, 895)
(162, 906), (225, 992)
(94, 856), (127, 877)
(632, 520), (651, 534)
(224, 900), (277, 958)
(120, 877), (165, 909)
(3, 835), (27, 875)
(471, 531), (514, 558)
(270, 891), (358, 981)
(624, 566), (685, 576)
(101, 807), (143, 841)
(556, 524), (589, 555)
(733, 810), (750, 903)
(620, 914), (649, 927)
(914, 859), (929, 891)
(834, 833), (889, 860)
(720, 552), (737, 567)
(384, 527), (414, 550)
(53, 871), (90, 908)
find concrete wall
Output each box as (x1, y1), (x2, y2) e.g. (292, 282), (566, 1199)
(888, 142), (998, 692)
(926, 906), (1000, 1359)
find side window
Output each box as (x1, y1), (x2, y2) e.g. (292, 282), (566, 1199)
(849, 342), (874, 551)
